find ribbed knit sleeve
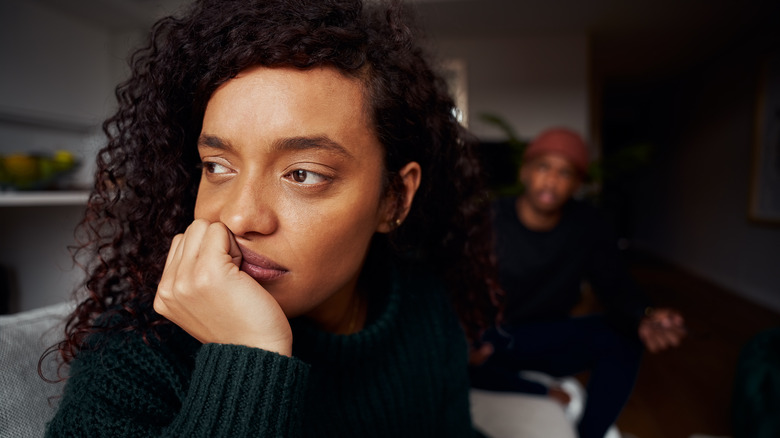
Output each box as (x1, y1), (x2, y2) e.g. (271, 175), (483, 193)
(169, 344), (309, 437)
(45, 333), (309, 437)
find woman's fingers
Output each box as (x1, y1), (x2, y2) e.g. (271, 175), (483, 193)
(178, 219), (209, 267)
(154, 233), (184, 316)
(153, 219), (292, 355)
(165, 233), (183, 269)
(199, 222), (243, 269)
(156, 220), (212, 320)
(216, 221), (243, 267)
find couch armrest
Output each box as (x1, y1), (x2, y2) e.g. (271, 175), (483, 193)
(0, 302), (73, 437)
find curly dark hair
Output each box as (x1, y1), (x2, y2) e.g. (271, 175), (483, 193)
(51, 0), (500, 367)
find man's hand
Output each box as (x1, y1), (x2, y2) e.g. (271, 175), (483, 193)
(468, 343), (494, 366)
(154, 219), (292, 356)
(548, 386), (571, 406)
(638, 308), (686, 353)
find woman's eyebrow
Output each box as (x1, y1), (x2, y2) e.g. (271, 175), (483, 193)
(272, 135), (354, 159)
(198, 134), (354, 159)
(198, 134), (353, 158)
(198, 134), (233, 151)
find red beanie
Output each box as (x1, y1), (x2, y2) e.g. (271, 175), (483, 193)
(523, 127), (589, 177)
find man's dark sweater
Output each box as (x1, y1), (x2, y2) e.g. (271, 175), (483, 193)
(493, 197), (648, 332)
(45, 268), (474, 437)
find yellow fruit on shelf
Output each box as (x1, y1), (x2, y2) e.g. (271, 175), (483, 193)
(0, 150), (80, 190)
(52, 150), (76, 172)
(2, 154), (41, 189)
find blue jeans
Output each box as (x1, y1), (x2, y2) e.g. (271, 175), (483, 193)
(469, 315), (642, 438)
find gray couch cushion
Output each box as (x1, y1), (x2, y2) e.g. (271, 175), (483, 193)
(0, 302), (72, 438)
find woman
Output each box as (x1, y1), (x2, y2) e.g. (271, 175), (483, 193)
(44, 0), (498, 436)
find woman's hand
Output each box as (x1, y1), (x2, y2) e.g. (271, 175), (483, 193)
(154, 219), (292, 356)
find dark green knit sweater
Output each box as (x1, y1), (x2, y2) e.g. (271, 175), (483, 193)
(45, 269), (475, 437)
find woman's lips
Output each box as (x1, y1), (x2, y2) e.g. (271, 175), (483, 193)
(237, 244), (288, 283)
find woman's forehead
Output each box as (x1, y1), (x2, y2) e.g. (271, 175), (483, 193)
(201, 66), (382, 160)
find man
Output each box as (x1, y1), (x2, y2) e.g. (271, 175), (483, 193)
(470, 127), (685, 438)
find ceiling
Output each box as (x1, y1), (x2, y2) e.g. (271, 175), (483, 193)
(34, 0), (777, 81)
(415, 0), (774, 81)
(34, 0), (188, 31)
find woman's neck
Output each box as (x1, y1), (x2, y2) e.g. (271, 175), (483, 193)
(306, 283), (368, 335)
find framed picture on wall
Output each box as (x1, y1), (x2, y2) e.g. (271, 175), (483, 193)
(750, 52), (780, 224)
(440, 58), (468, 127)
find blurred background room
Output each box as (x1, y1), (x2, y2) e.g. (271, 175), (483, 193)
(1, 0), (779, 437)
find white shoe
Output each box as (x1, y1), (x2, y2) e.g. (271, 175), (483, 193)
(518, 371), (623, 438)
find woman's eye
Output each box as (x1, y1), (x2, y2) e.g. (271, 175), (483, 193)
(288, 169), (328, 185)
(203, 162), (230, 175)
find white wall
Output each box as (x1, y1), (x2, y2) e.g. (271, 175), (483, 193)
(0, 1), (116, 187)
(0, 1), (130, 311)
(632, 51), (780, 313)
(0, 2), (114, 121)
(430, 34), (591, 145)
(0, 206), (86, 311)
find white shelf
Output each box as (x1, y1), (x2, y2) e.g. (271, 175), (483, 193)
(0, 105), (97, 134)
(0, 191), (90, 206)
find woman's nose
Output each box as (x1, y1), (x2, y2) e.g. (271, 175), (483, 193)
(219, 179), (278, 238)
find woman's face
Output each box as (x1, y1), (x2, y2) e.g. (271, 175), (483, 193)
(194, 66), (398, 327)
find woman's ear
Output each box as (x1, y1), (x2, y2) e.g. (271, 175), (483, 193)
(377, 161), (421, 233)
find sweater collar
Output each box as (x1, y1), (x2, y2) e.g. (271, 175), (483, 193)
(289, 269), (402, 365)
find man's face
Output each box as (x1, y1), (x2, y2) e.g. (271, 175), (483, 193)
(520, 153), (580, 214)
